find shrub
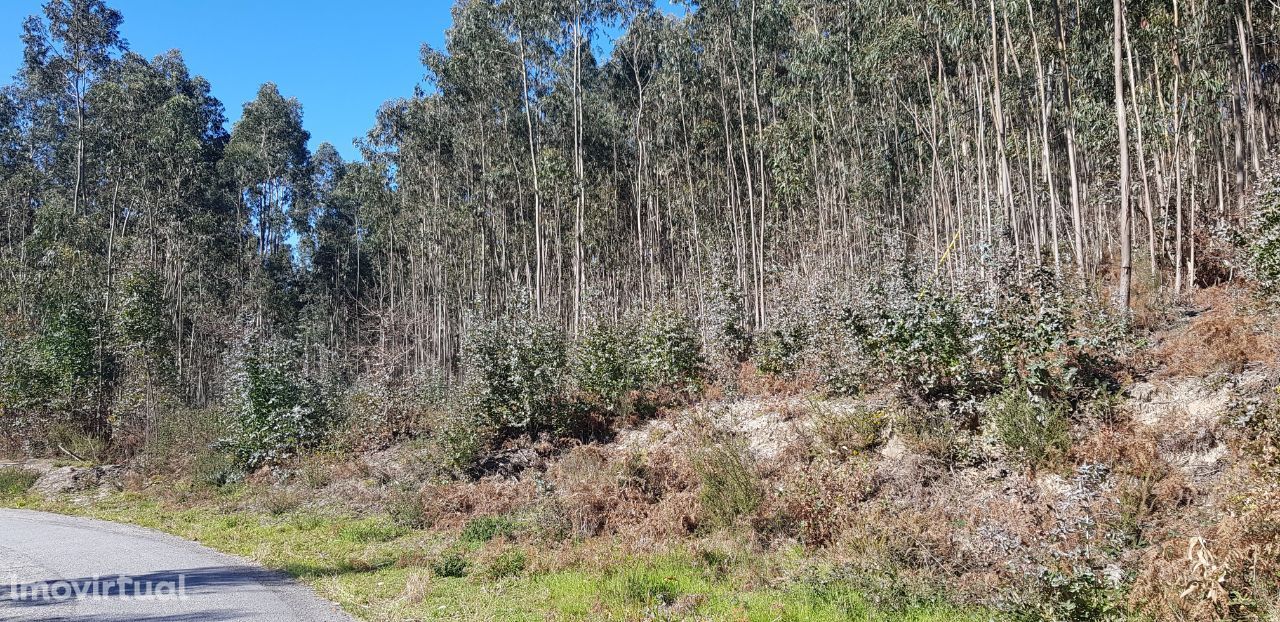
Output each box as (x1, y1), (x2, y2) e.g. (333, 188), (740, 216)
(430, 549), (470, 578)
(1248, 158), (1280, 295)
(572, 321), (644, 409)
(988, 386), (1071, 468)
(137, 408), (228, 474)
(460, 515), (518, 543)
(693, 428), (762, 528)
(259, 489), (305, 516)
(1012, 567), (1127, 622)
(0, 467), (40, 497)
(386, 486), (429, 529)
(753, 322), (811, 377)
(703, 254), (753, 373)
(228, 339), (329, 470)
(421, 408), (496, 477)
(634, 306), (704, 394)
(484, 548), (528, 579)
(812, 402), (887, 458)
(573, 307), (704, 411)
(852, 289), (984, 402)
(46, 423), (111, 464)
(191, 448), (241, 489)
(463, 307), (567, 434)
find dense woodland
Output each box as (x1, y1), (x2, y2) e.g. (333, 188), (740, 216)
(1, 0), (1278, 464)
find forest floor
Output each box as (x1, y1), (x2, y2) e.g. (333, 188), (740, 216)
(3, 287), (1280, 621)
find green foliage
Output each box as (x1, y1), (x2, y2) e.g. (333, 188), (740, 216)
(0, 467), (40, 498)
(635, 307), (704, 393)
(338, 518), (407, 544)
(1249, 159), (1280, 295)
(988, 386), (1071, 468)
(484, 548), (528, 579)
(615, 566), (684, 606)
(463, 306), (567, 433)
(430, 549), (470, 578)
(693, 428), (762, 528)
(1013, 568), (1128, 622)
(572, 321), (644, 408)
(47, 423), (111, 464)
(461, 515), (519, 543)
(854, 290), (981, 402)
(753, 322), (810, 377)
(2, 297), (105, 424)
(228, 340), (329, 470)
(572, 307), (705, 409)
(117, 269), (170, 358)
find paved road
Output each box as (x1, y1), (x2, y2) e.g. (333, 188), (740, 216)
(0, 509), (355, 622)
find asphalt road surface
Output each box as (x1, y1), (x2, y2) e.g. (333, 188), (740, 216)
(0, 509), (355, 622)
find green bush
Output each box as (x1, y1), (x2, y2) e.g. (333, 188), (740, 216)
(753, 323), (810, 377)
(484, 548), (528, 579)
(460, 515), (518, 543)
(636, 307), (704, 393)
(693, 429), (762, 528)
(849, 289), (984, 402)
(1, 296), (108, 443)
(1249, 159), (1280, 295)
(572, 321), (645, 408)
(431, 549), (470, 578)
(463, 308), (567, 434)
(988, 386), (1071, 468)
(572, 307), (705, 409)
(0, 467), (40, 497)
(1013, 568), (1127, 622)
(228, 340), (329, 470)
(422, 408), (495, 477)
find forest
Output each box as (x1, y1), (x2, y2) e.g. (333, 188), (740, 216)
(2, 0), (1275, 457)
(2, 0), (1280, 617)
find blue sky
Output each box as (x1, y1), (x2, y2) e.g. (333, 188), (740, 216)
(0, 1), (455, 161)
(0, 1), (684, 162)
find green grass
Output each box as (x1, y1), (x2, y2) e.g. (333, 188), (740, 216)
(2, 492), (991, 621)
(0, 467), (40, 498)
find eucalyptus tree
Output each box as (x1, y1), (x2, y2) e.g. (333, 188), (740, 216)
(20, 0), (124, 218)
(224, 83), (310, 334)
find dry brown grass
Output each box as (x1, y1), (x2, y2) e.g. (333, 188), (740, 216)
(731, 362), (820, 397)
(1130, 468), (1280, 621)
(1153, 287), (1280, 379)
(546, 444), (699, 540)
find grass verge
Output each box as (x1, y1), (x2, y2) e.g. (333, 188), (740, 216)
(3, 492), (990, 621)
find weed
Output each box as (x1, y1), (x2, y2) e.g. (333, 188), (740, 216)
(988, 386), (1071, 468)
(460, 515), (518, 543)
(385, 486), (428, 529)
(0, 466), (39, 497)
(259, 488), (305, 516)
(484, 547), (528, 579)
(812, 402), (886, 458)
(339, 518), (407, 544)
(693, 428), (762, 529)
(614, 566), (684, 607)
(430, 549), (470, 578)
